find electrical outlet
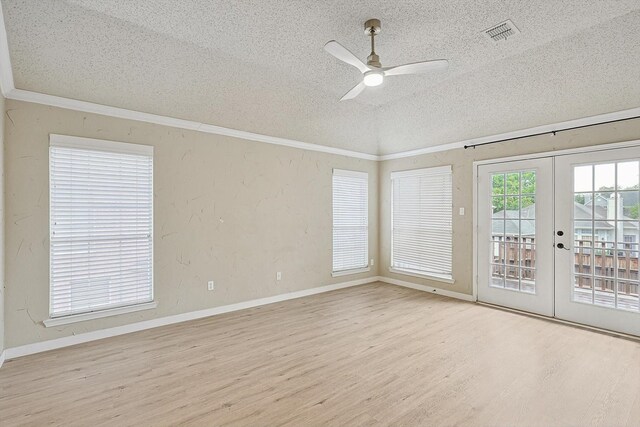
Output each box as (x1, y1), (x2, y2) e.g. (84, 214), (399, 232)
(370, 259), (375, 266)
(276, 272), (282, 281)
(207, 280), (215, 291)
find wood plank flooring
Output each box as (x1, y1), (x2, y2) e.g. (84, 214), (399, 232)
(1, 282), (639, 426)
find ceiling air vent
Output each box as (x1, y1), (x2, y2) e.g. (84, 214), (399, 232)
(483, 19), (520, 43)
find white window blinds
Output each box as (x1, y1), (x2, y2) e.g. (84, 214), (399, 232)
(49, 135), (153, 317)
(333, 169), (369, 273)
(391, 166), (453, 279)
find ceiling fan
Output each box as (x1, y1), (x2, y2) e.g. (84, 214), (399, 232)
(324, 19), (449, 101)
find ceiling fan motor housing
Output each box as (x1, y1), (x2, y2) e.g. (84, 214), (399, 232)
(367, 53), (381, 68)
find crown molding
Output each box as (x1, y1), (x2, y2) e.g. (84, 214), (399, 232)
(0, 3), (638, 162)
(6, 88), (379, 160)
(378, 106), (640, 161)
(9, 83), (638, 163)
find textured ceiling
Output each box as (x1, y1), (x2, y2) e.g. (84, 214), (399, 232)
(2, 0), (640, 155)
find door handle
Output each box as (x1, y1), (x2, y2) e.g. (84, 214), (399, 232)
(556, 243), (570, 250)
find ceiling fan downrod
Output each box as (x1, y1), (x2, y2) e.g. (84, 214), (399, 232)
(365, 18), (382, 68)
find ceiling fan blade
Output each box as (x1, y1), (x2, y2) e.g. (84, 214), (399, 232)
(384, 59), (449, 76)
(340, 81), (366, 101)
(324, 40), (370, 74)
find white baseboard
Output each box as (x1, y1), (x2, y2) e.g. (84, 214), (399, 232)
(4, 276), (382, 361)
(378, 276), (475, 302)
(3, 275), (476, 362)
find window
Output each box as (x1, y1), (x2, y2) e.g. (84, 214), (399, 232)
(49, 135), (153, 318)
(391, 165), (453, 281)
(332, 169), (369, 275)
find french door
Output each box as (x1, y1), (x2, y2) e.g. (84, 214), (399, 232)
(555, 147), (640, 336)
(477, 159), (554, 316)
(477, 146), (640, 336)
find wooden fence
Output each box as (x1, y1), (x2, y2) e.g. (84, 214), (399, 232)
(492, 237), (638, 296)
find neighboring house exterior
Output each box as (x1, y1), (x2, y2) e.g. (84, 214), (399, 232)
(575, 193), (639, 251)
(493, 194), (640, 250)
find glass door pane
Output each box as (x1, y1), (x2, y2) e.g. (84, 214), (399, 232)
(571, 161), (640, 312)
(489, 171), (536, 294)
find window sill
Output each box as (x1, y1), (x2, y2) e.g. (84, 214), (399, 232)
(44, 301), (157, 327)
(332, 267), (371, 277)
(389, 268), (455, 285)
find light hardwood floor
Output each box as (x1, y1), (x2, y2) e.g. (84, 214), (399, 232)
(1, 282), (639, 426)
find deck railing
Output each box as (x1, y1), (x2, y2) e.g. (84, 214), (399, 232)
(491, 236), (639, 297)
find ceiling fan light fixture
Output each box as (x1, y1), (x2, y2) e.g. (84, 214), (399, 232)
(363, 70), (384, 87)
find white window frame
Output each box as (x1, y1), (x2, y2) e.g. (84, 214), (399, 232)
(390, 165), (454, 284)
(332, 169), (370, 277)
(46, 134), (156, 326)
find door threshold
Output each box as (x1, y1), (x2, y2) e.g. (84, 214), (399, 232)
(476, 301), (640, 342)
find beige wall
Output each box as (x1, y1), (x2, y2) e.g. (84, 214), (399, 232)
(380, 118), (640, 295)
(0, 94), (4, 354)
(4, 96), (640, 350)
(4, 99), (379, 348)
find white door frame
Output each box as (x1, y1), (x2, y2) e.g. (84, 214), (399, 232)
(477, 158), (555, 315)
(554, 147), (640, 336)
(473, 138), (640, 301)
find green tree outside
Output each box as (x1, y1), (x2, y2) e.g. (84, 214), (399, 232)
(492, 172), (535, 213)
